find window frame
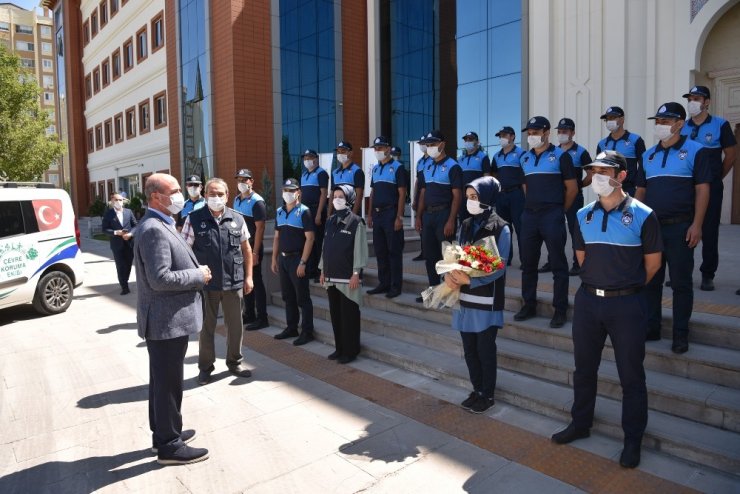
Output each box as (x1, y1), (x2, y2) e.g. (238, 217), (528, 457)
(101, 57), (110, 88)
(153, 90), (167, 129)
(104, 118), (113, 147)
(123, 37), (134, 73)
(85, 74), (92, 100)
(91, 11), (98, 38)
(99, 1), (108, 28)
(92, 66), (101, 94)
(83, 20), (90, 46)
(95, 123), (103, 150)
(125, 106), (136, 139)
(151, 11), (164, 54)
(111, 47), (121, 81)
(138, 99), (151, 135)
(87, 128), (95, 153)
(110, 0), (119, 17)
(136, 25), (148, 63)
(114, 112), (124, 143)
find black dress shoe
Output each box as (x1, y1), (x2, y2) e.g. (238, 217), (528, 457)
(412, 253), (425, 261)
(337, 355), (356, 364)
(415, 296), (424, 303)
(551, 423), (590, 444)
(197, 369), (212, 386)
(645, 330), (661, 341)
(568, 264), (580, 276)
(672, 333), (689, 354)
(245, 319), (269, 331)
(157, 444), (209, 465)
(700, 277), (714, 291)
(293, 332), (314, 346)
(538, 262), (551, 273)
(460, 391), (478, 410)
(619, 441), (641, 468)
(242, 316), (256, 325)
(274, 328), (299, 340)
(120, 287), (130, 295)
(152, 429), (196, 454)
(385, 288), (401, 299)
(513, 305), (536, 321)
(327, 351), (339, 360)
(228, 362), (252, 378)
(367, 285), (390, 295)
(470, 396), (495, 414)
(736, 288), (740, 296)
(549, 312), (567, 328)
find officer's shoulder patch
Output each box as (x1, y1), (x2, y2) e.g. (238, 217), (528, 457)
(678, 149), (688, 160)
(705, 132), (713, 143)
(548, 154), (557, 162)
(621, 211), (633, 226)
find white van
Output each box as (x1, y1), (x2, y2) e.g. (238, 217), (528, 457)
(0, 182), (84, 315)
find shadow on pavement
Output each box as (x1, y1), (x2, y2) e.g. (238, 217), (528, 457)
(97, 322), (138, 334)
(339, 422), (421, 464)
(0, 449), (158, 494)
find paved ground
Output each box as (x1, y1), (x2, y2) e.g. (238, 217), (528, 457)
(0, 232), (738, 493)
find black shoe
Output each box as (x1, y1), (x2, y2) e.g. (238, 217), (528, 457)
(549, 312), (567, 328)
(385, 288), (402, 299)
(274, 328), (299, 340)
(460, 392), (478, 410)
(619, 441), (641, 468)
(197, 369), (212, 386)
(120, 287), (130, 295)
(470, 396), (495, 414)
(157, 444), (209, 465)
(514, 305), (536, 321)
(312, 277), (321, 283)
(538, 262), (551, 273)
(242, 316), (256, 325)
(367, 285), (390, 295)
(228, 362), (252, 378)
(645, 330), (661, 341)
(700, 277), (714, 291)
(672, 333), (689, 354)
(551, 423), (590, 444)
(568, 264), (580, 276)
(327, 351), (339, 360)
(152, 429), (196, 454)
(412, 253), (425, 261)
(293, 332), (314, 346)
(415, 296), (424, 303)
(337, 355), (356, 364)
(665, 279), (672, 287)
(245, 319), (269, 331)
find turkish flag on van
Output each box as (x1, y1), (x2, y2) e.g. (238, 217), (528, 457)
(32, 199), (63, 231)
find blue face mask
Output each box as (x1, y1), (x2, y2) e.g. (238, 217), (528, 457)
(463, 141), (476, 152)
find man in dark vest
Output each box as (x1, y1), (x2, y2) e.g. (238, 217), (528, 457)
(180, 178), (254, 385)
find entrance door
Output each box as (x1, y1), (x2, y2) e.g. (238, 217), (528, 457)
(709, 68), (740, 224)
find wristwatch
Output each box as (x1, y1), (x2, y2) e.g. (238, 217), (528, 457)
(299, 259), (307, 266)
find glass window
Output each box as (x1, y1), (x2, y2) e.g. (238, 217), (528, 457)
(43, 75), (54, 88)
(139, 101), (150, 133)
(490, 21), (521, 77)
(456, 0), (488, 37)
(457, 32), (487, 84)
(16, 41), (34, 52)
(489, 0), (521, 28)
(20, 59), (34, 69)
(137, 26), (148, 61)
(15, 24), (33, 34)
(42, 42), (52, 54)
(0, 202), (25, 239)
(43, 59), (53, 70)
(0, 22), (9, 32)
(41, 25), (52, 37)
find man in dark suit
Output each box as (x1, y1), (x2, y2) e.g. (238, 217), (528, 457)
(134, 173), (211, 466)
(102, 193), (137, 294)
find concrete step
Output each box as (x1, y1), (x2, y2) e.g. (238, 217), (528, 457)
(359, 267), (740, 351)
(264, 308), (740, 476)
(272, 291), (740, 432)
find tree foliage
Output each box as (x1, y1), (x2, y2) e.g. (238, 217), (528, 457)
(0, 44), (65, 181)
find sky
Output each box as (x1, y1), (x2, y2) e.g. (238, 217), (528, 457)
(6, 0), (43, 12)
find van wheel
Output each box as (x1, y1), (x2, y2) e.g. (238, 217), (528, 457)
(32, 271), (73, 315)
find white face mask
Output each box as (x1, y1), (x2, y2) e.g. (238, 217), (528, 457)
(304, 159), (316, 169)
(237, 182), (250, 194)
(466, 199), (488, 216)
(605, 120), (620, 132)
(418, 144), (427, 154)
(654, 124), (674, 142)
(427, 146), (441, 159)
(590, 173), (619, 197)
(463, 141), (475, 152)
(687, 100), (703, 117)
(374, 150), (387, 162)
(556, 133), (571, 144)
(498, 137), (510, 147)
(337, 153), (349, 164)
(527, 135), (544, 148)
(332, 198), (347, 211)
(282, 191), (297, 204)
(207, 196), (226, 211)
(112, 200), (123, 210)
(187, 186), (200, 197)
(165, 192), (185, 214)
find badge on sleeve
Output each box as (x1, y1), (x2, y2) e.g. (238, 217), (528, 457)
(678, 149), (688, 160)
(621, 211), (633, 226)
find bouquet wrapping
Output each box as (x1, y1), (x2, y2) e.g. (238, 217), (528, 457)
(421, 237), (505, 309)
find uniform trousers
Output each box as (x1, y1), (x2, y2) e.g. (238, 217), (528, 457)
(519, 206), (569, 313)
(700, 179), (723, 280)
(496, 188), (524, 264)
(460, 326), (499, 399)
(645, 221), (694, 338)
(243, 248), (267, 322)
(571, 288), (648, 442)
(307, 206), (325, 278)
(112, 244), (134, 289)
(327, 286), (361, 359)
(422, 208), (453, 286)
(279, 255), (314, 334)
(372, 208), (404, 290)
(199, 289), (244, 371)
(147, 335), (188, 455)
(565, 192), (585, 265)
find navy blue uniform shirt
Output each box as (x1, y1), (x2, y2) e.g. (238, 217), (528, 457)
(681, 115), (737, 181)
(276, 203), (314, 253)
(419, 156), (463, 207)
(234, 192), (267, 242)
(491, 145), (525, 189)
(300, 167), (329, 208)
(520, 144), (576, 209)
(332, 162), (365, 190)
(458, 148), (491, 186)
(562, 142), (592, 189)
(596, 131), (647, 188)
(642, 135), (713, 219)
(370, 159), (407, 208)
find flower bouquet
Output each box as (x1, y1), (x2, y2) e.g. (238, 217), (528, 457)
(421, 237), (505, 309)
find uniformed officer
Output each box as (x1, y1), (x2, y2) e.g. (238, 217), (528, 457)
(329, 141), (364, 216)
(551, 151), (663, 470)
(181, 178), (254, 385)
(415, 130), (463, 302)
(300, 149), (329, 282)
(681, 85), (738, 291)
(596, 106), (647, 197)
(514, 116), (577, 328)
(367, 136), (407, 299)
(459, 131), (492, 223)
(176, 175), (206, 230)
(639, 102), (712, 353)
(271, 178), (316, 345)
(556, 118), (593, 275)
(491, 126), (525, 266)
(412, 135), (433, 262)
(390, 146), (402, 162)
(320, 184), (369, 364)
(233, 168), (268, 330)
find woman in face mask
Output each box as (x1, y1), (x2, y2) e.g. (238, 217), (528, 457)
(445, 176), (510, 414)
(318, 185), (369, 363)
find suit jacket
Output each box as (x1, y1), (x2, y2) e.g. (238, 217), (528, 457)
(133, 209), (205, 340)
(102, 207), (137, 252)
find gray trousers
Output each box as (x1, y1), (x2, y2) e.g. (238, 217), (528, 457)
(199, 289), (244, 371)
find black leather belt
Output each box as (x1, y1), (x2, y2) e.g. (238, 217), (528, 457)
(502, 185), (522, 193)
(525, 204), (561, 213)
(581, 283), (642, 297)
(426, 204), (450, 213)
(659, 215), (693, 226)
(373, 205), (394, 213)
(280, 251), (301, 257)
